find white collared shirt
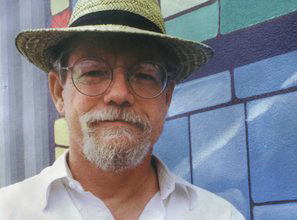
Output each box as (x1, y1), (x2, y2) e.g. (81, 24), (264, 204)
(0, 151), (245, 220)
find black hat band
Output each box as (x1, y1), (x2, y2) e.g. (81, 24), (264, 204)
(70, 10), (163, 34)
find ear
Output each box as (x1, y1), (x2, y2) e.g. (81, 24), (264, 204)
(165, 81), (176, 107)
(48, 70), (65, 116)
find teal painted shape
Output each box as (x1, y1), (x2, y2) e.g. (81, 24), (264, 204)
(161, 0), (209, 17)
(221, 0), (297, 34)
(165, 1), (219, 41)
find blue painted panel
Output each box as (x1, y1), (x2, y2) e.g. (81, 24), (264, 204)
(248, 91), (297, 202)
(191, 104), (250, 219)
(254, 203), (297, 220)
(153, 117), (191, 182)
(165, 1), (219, 41)
(234, 51), (297, 98)
(168, 71), (231, 117)
(70, 0), (77, 10)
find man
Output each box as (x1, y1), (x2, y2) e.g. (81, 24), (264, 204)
(0, 0), (245, 219)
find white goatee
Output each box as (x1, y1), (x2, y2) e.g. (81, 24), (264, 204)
(80, 107), (152, 172)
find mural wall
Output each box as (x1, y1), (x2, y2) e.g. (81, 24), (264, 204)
(154, 1), (297, 220)
(52, 1), (297, 220)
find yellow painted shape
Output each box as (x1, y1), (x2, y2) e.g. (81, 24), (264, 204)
(55, 147), (68, 160)
(54, 118), (69, 146)
(51, 0), (70, 15)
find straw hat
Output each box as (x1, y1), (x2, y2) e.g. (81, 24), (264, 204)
(15, 0), (213, 83)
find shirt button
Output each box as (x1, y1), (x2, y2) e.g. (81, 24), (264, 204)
(69, 181), (76, 189)
(76, 185), (84, 193)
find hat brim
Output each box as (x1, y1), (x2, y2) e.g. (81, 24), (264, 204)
(15, 24), (213, 83)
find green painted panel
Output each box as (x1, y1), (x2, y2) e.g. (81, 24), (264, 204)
(55, 147), (68, 160)
(54, 118), (69, 146)
(165, 2), (219, 41)
(51, 0), (69, 15)
(221, 0), (297, 34)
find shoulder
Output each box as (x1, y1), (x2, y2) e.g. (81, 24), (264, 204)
(0, 172), (43, 197)
(152, 156), (245, 219)
(0, 151), (68, 209)
(187, 184), (246, 220)
(0, 167), (50, 219)
(171, 175), (245, 220)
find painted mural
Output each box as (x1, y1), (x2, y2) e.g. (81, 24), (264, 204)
(50, 0), (71, 28)
(52, 1), (297, 220)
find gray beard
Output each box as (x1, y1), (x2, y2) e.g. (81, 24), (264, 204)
(79, 107), (152, 172)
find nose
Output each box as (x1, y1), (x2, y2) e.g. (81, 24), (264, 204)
(103, 68), (135, 107)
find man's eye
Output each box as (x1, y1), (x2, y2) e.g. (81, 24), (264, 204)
(76, 70), (109, 85)
(81, 71), (106, 78)
(134, 73), (156, 81)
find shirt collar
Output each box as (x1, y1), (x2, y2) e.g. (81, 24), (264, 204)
(40, 150), (70, 210)
(40, 151), (198, 210)
(152, 155), (198, 210)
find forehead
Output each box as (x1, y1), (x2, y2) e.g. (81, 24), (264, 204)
(64, 33), (165, 64)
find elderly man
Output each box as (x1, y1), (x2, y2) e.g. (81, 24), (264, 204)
(0, 0), (245, 220)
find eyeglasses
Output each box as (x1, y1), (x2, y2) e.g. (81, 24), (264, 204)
(61, 58), (169, 99)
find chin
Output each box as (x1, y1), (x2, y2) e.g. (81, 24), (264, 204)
(79, 107), (153, 172)
(82, 126), (152, 172)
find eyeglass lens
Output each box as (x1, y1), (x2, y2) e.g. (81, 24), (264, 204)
(71, 59), (168, 98)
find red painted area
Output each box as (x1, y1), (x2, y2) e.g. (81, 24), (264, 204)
(51, 8), (71, 28)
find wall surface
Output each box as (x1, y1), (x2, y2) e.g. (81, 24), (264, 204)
(0, 0), (53, 187)
(14, 0), (297, 220)
(154, 0), (297, 220)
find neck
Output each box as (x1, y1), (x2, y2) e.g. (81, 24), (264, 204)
(67, 145), (159, 204)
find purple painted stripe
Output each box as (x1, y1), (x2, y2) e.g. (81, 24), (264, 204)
(45, 0), (51, 27)
(186, 10), (297, 82)
(48, 95), (59, 164)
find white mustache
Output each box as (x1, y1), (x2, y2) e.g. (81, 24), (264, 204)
(80, 107), (151, 132)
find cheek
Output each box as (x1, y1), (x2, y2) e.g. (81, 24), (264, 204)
(63, 83), (98, 117)
(62, 85), (99, 141)
(147, 98), (169, 144)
